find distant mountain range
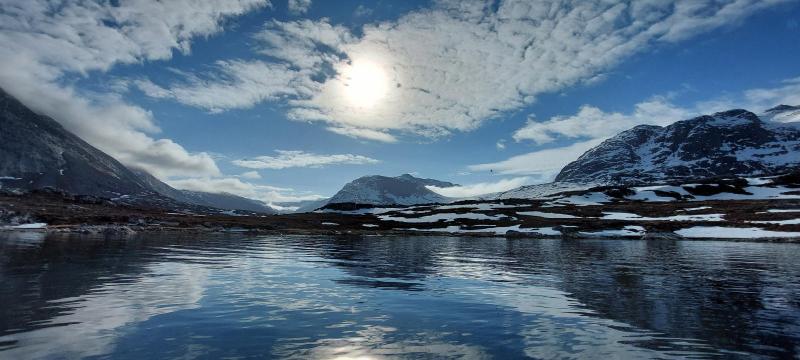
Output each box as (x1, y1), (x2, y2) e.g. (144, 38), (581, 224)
(324, 174), (457, 206)
(0, 88), (274, 214)
(2, 85), (798, 209)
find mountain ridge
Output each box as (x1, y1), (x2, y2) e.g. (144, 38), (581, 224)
(0, 88), (274, 214)
(554, 109), (800, 185)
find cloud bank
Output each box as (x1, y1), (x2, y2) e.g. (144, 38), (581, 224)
(0, 0), (269, 178)
(168, 176), (324, 204)
(232, 150), (380, 169)
(140, 0), (787, 141)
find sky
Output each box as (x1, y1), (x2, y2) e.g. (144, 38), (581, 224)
(1, 0), (799, 205)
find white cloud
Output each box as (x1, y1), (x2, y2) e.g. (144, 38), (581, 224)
(427, 177), (531, 198)
(0, 0), (268, 178)
(326, 126), (398, 143)
(468, 139), (604, 180)
(167, 176), (324, 203)
(232, 150), (380, 169)
(239, 171), (262, 179)
(513, 97), (694, 144)
(496, 139), (506, 150)
(287, 0), (312, 14)
(514, 77), (800, 146)
(134, 60), (309, 113)
(139, 0), (787, 141)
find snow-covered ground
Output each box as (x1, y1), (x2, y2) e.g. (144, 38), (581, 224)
(579, 226), (645, 237)
(1, 223), (47, 230)
(601, 212), (725, 222)
(405, 225), (560, 236)
(675, 227), (800, 239)
(517, 211), (581, 219)
(379, 212), (507, 223)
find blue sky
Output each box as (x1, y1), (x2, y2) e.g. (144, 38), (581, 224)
(1, 0), (799, 204)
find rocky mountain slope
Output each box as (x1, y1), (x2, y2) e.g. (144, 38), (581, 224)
(0, 87), (155, 197)
(327, 174), (457, 206)
(555, 109), (800, 185)
(130, 169), (274, 213)
(0, 88), (273, 214)
(179, 191), (274, 214)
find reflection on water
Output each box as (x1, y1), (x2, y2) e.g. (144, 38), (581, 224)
(1, 233), (799, 359)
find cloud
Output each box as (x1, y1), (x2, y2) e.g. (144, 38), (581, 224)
(496, 139), (506, 150)
(427, 177), (530, 198)
(287, 0), (312, 14)
(232, 150), (380, 169)
(167, 176), (324, 203)
(353, 5), (373, 18)
(513, 97), (694, 144)
(326, 126), (398, 143)
(515, 77), (800, 146)
(468, 139), (604, 180)
(134, 60), (308, 113)
(139, 0), (787, 141)
(239, 171), (262, 179)
(0, 0), (269, 178)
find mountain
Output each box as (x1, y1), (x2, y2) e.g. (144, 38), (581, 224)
(327, 174), (458, 205)
(129, 169), (274, 213)
(763, 105), (800, 123)
(0, 88), (274, 214)
(555, 109), (800, 185)
(271, 198), (331, 213)
(0, 87), (154, 197)
(179, 191), (275, 214)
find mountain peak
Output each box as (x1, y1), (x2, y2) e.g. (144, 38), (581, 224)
(765, 104), (800, 113)
(555, 108), (800, 184)
(327, 174), (457, 206)
(763, 104), (800, 123)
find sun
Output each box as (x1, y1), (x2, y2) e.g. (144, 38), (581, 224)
(342, 59), (389, 108)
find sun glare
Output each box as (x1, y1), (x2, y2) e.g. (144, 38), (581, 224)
(343, 60), (389, 108)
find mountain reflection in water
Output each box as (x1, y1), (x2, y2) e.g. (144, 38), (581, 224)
(1, 233), (799, 359)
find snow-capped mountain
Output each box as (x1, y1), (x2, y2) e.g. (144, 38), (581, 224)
(763, 105), (800, 123)
(0, 88), (274, 213)
(490, 182), (596, 200)
(327, 174), (458, 205)
(555, 109), (800, 185)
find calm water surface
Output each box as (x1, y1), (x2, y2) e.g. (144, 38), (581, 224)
(1, 233), (799, 359)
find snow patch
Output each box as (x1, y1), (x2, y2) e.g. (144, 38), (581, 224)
(379, 212), (506, 223)
(579, 225), (645, 237)
(405, 225), (559, 236)
(2, 223), (48, 230)
(675, 226), (800, 239)
(601, 212), (725, 222)
(749, 219), (800, 225)
(517, 211), (581, 219)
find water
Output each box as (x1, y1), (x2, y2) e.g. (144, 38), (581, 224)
(1, 233), (799, 359)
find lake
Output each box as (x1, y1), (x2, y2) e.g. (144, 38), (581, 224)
(1, 233), (799, 359)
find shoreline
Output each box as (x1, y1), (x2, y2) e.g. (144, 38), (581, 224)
(3, 224), (800, 243)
